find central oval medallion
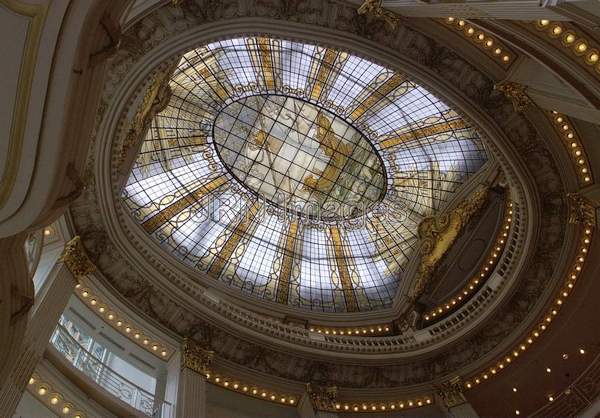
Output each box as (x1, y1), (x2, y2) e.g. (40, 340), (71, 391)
(213, 95), (386, 220)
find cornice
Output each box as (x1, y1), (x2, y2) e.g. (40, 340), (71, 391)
(66, 0), (579, 395)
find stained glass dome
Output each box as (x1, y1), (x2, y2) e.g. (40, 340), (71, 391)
(122, 35), (488, 313)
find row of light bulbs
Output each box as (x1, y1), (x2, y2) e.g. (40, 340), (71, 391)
(464, 227), (593, 390)
(535, 20), (600, 74)
(206, 373), (296, 405)
(75, 284), (172, 359)
(28, 375), (84, 417)
(334, 398), (432, 412)
(549, 111), (592, 184)
(425, 200), (514, 321)
(444, 18), (512, 64)
(309, 325), (390, 335)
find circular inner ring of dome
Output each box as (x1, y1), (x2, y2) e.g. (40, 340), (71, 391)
(121, 35), (489, 313)
(213, 94), (386, 220)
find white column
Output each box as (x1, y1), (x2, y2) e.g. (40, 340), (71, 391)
(0, 261), (76, 414)
(174, 338), (212, 418)
(176, 367), (207, 418)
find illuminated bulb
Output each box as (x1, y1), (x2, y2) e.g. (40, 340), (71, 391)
(486, 39), (493, 47)
(224, 381), (229, 387)
(281, 398), (286, 403)
(38, 387), (47, 396)
(289, 399), (295, 404)
(546, 367), (552, 373)
(477, 33), (485, 41)
(152, 345), (158, 351)
(539, 19), (550, 26)
(116, 321), (122, 327)
(215, 377), (220, 383)
(515, 410), (520, 415)
(125, 327), (131, 333)
(579, 348), (586, 354)
(261, 392), (267, 397)
(50, 396), (59, 405)
(565, 34), (576, 43)
(549, 395), (554, 402)
(503, 55), (510, 62)
(143, 339), (149, 345)
(161, 350), (167, 357)
(243, 386), (248, 392)
(577, 42), (587, 53)
(82, 291), (89, 298)
(90, 299), (97, 305)
(513, 387), (518, 392)
(62, 406), (70, 414)
(552, 26), (563, 35)
(134, 333), (140, 339)
(44, 228), (52, 236)
(29, 377), (35, 385)
(233, 383), (239, 389)
(108, 314), (114, 320)
(589, 52), (599, 63)
(494, 48), (502, 55)
(99, 307), (105, 313)
(252, 389), (258, 394)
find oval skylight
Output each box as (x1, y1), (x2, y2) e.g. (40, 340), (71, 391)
(122, 35), (487, 313)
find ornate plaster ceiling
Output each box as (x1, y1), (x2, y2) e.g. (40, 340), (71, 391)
(67, 0), (577, 401)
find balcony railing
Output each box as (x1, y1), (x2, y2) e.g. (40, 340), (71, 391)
(50, 324), (173, 417)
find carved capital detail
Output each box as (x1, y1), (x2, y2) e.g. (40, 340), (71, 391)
(307, 382), (338, 412)
(412, 185), (489, 300)
(59, 236), (96, 279)
(437, 376), (467, 409)
(181, 337), (213, 376)
(567, 193), (596, 227)
(494, 81), (533, 112)
(358, 0), (401, 30)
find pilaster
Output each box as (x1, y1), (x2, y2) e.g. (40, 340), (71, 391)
(437, 377), (480, 418)
(175, 338), (213, 418)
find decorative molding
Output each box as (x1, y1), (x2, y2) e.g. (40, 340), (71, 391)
(411, 185), (489, 300)
(0, 0), (49, 208)
(59, 236), (95, 279)
(494, 82), (533, 113)
(181, 337), (213, 376)
(118, 62), (175, 168)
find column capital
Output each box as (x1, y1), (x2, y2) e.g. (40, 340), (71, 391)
(494, 82), (533, 113)
(59, 236), (96, 279)
(437, 376), (467, 409)
(567, 193), (597, 228)
(307, 382), (338, 412)
(181, 337), (213, 376)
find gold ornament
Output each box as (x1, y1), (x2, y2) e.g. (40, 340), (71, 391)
(412, 185), (489, 300)
(494, 81), (532, 112)
(181, 337), (214, 376)
(59, 236), (96, 279)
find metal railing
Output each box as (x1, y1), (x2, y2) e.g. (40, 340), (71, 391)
(50, 324), (173, 417)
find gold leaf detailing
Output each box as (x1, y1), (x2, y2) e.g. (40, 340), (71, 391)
(181, 337), (213, 375)
(494, 81), (532, 112)
(59, 236), (96, 279)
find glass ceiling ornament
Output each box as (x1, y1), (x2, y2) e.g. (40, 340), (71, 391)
(122, 35), (487, 313)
